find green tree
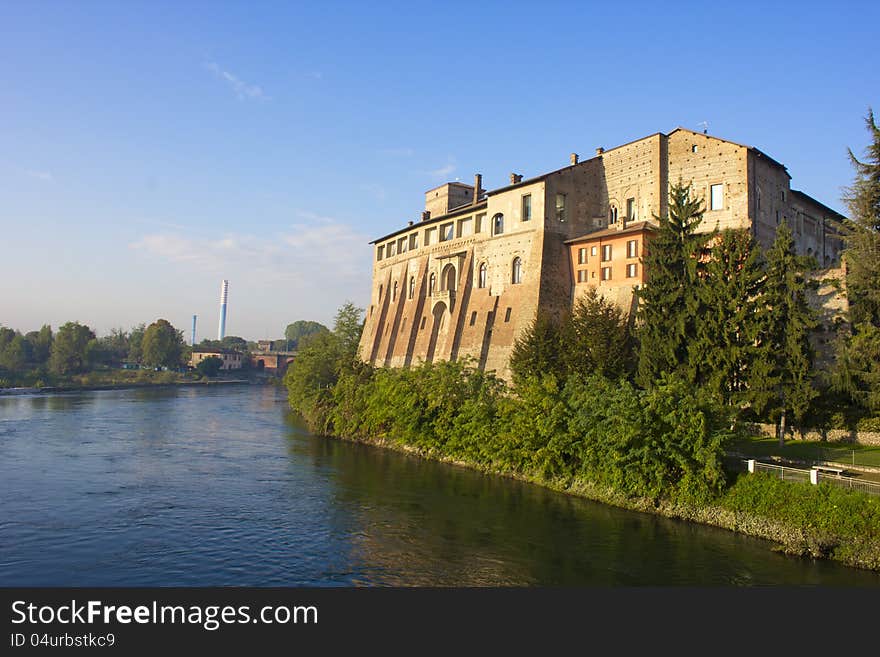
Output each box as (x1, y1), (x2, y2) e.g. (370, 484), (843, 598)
(842, 108), (880, 328)
(755, 222), (818, 443)
(24, 325), (53, 364)
(636, 181), (709, 388)
(49, 322), (97, 374)
(689, 229), (768, 408)
(141, 319), (185, 368)
(284, 320), (329, 348)
(196, 355), (223, 378)
(128, 323), (146, 364)
(332, 301), (364, 364)
(0, 329), (29, 372)
(509, 311), (565, 385)
(563, 288), (635, 380)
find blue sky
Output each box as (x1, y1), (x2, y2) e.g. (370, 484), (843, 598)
(1, 1), (878, 340)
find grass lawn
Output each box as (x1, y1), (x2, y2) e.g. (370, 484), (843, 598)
(730, 435), (880, 469)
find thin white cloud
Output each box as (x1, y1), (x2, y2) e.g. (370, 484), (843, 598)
(24, 169), (53, 182)
(206, 62), (269, 101)
(428, 162), (456, 178)
(379, 147), (414, 157)
(129, 214), (371, 285)
(359, 183), (386, 201)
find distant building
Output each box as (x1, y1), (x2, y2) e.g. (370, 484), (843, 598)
(190, 348), (244, 371)
(358, 127), (847, 380)
(249, 351), (296, 374)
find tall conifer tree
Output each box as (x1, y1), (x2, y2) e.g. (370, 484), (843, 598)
(689, 229), (767, 408)
(636, 181), (708, 388)
(842, 108), (880, 327)
(755, 222), (817, 444)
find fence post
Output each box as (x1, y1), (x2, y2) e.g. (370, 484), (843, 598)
(810, 469), (819, 486)
(747, 459), (755, 473)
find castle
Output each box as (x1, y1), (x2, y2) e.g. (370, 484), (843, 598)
(357, 128), (846, 381)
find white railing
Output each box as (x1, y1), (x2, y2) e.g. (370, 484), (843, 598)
(743, 459), (880, 497)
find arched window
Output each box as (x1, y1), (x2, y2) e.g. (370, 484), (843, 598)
(409, 276), (415, 299)
(512, 257), (522, 284)
(478, 262), (487, 289)
(392, 281), (398, 302)
(609, 205), (618, 224)
(493, 213), (504, 235)
(442, 263), (456, 292)
(429, 273), (436, 296)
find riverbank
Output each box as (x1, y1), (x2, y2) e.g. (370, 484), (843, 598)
(316, 430), (880, 572)
(0, 378), (254, 396)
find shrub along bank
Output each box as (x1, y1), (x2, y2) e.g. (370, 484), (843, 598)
(286, 358), (880, 572)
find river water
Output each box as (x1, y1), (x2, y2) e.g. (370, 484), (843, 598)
(1, 385), (877, 586)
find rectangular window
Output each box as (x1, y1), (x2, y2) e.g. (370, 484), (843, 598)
(602, 245), (612, 261)
(398, 236), (407, 254)
(440, 222), (454, 242)
(626, 263), (637, 278)
(601, 267), (612, 281)
(377, 245), (384, 261)
(475, 213), (485, 233)
(627, 240), (638, 258)
(387, 242), (395, 257)
(469, 311), (477, 326)
(710, 184), (724, 211)
(626, 198), (636, 221)
(409, 233), (419, 250)
(522, 194), (532, 221)
(425, 227), (436, 245)
(457, 217), (473, 238)
(578, 247), (587, 264)
(504, 307), (512, 322)
(591, 246), (597, 257)
(420, 316), (426, 330)
(556, 193), (567, 222)
(577, 269), (587, 283)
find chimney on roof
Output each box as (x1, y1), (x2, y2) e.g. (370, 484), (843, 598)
(473, 174), (482, 204)
(421, 210), (431, 222)
(510, 173), (523, 184)
(570, 153), (579, 165)
(596, 147), (604, 156)
(408, 220), (414, 226)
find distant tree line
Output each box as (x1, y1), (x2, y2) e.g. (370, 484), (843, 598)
(0, 318), (189, 384)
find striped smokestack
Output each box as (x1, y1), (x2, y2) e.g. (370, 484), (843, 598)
(218, 280), (228, 340)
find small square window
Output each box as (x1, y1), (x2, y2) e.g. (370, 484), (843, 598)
(691, 145), (698, 153)
(440, 223), (454, 241)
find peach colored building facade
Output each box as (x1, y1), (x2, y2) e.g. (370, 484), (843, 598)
(567, 221), (656, 314)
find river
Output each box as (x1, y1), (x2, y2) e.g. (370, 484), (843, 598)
(1, 385), (877, 586)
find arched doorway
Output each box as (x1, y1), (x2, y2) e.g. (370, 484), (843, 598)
(425, 301), (447, 364)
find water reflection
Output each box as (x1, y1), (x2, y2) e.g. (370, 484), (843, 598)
(1, 386), (878, 587)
